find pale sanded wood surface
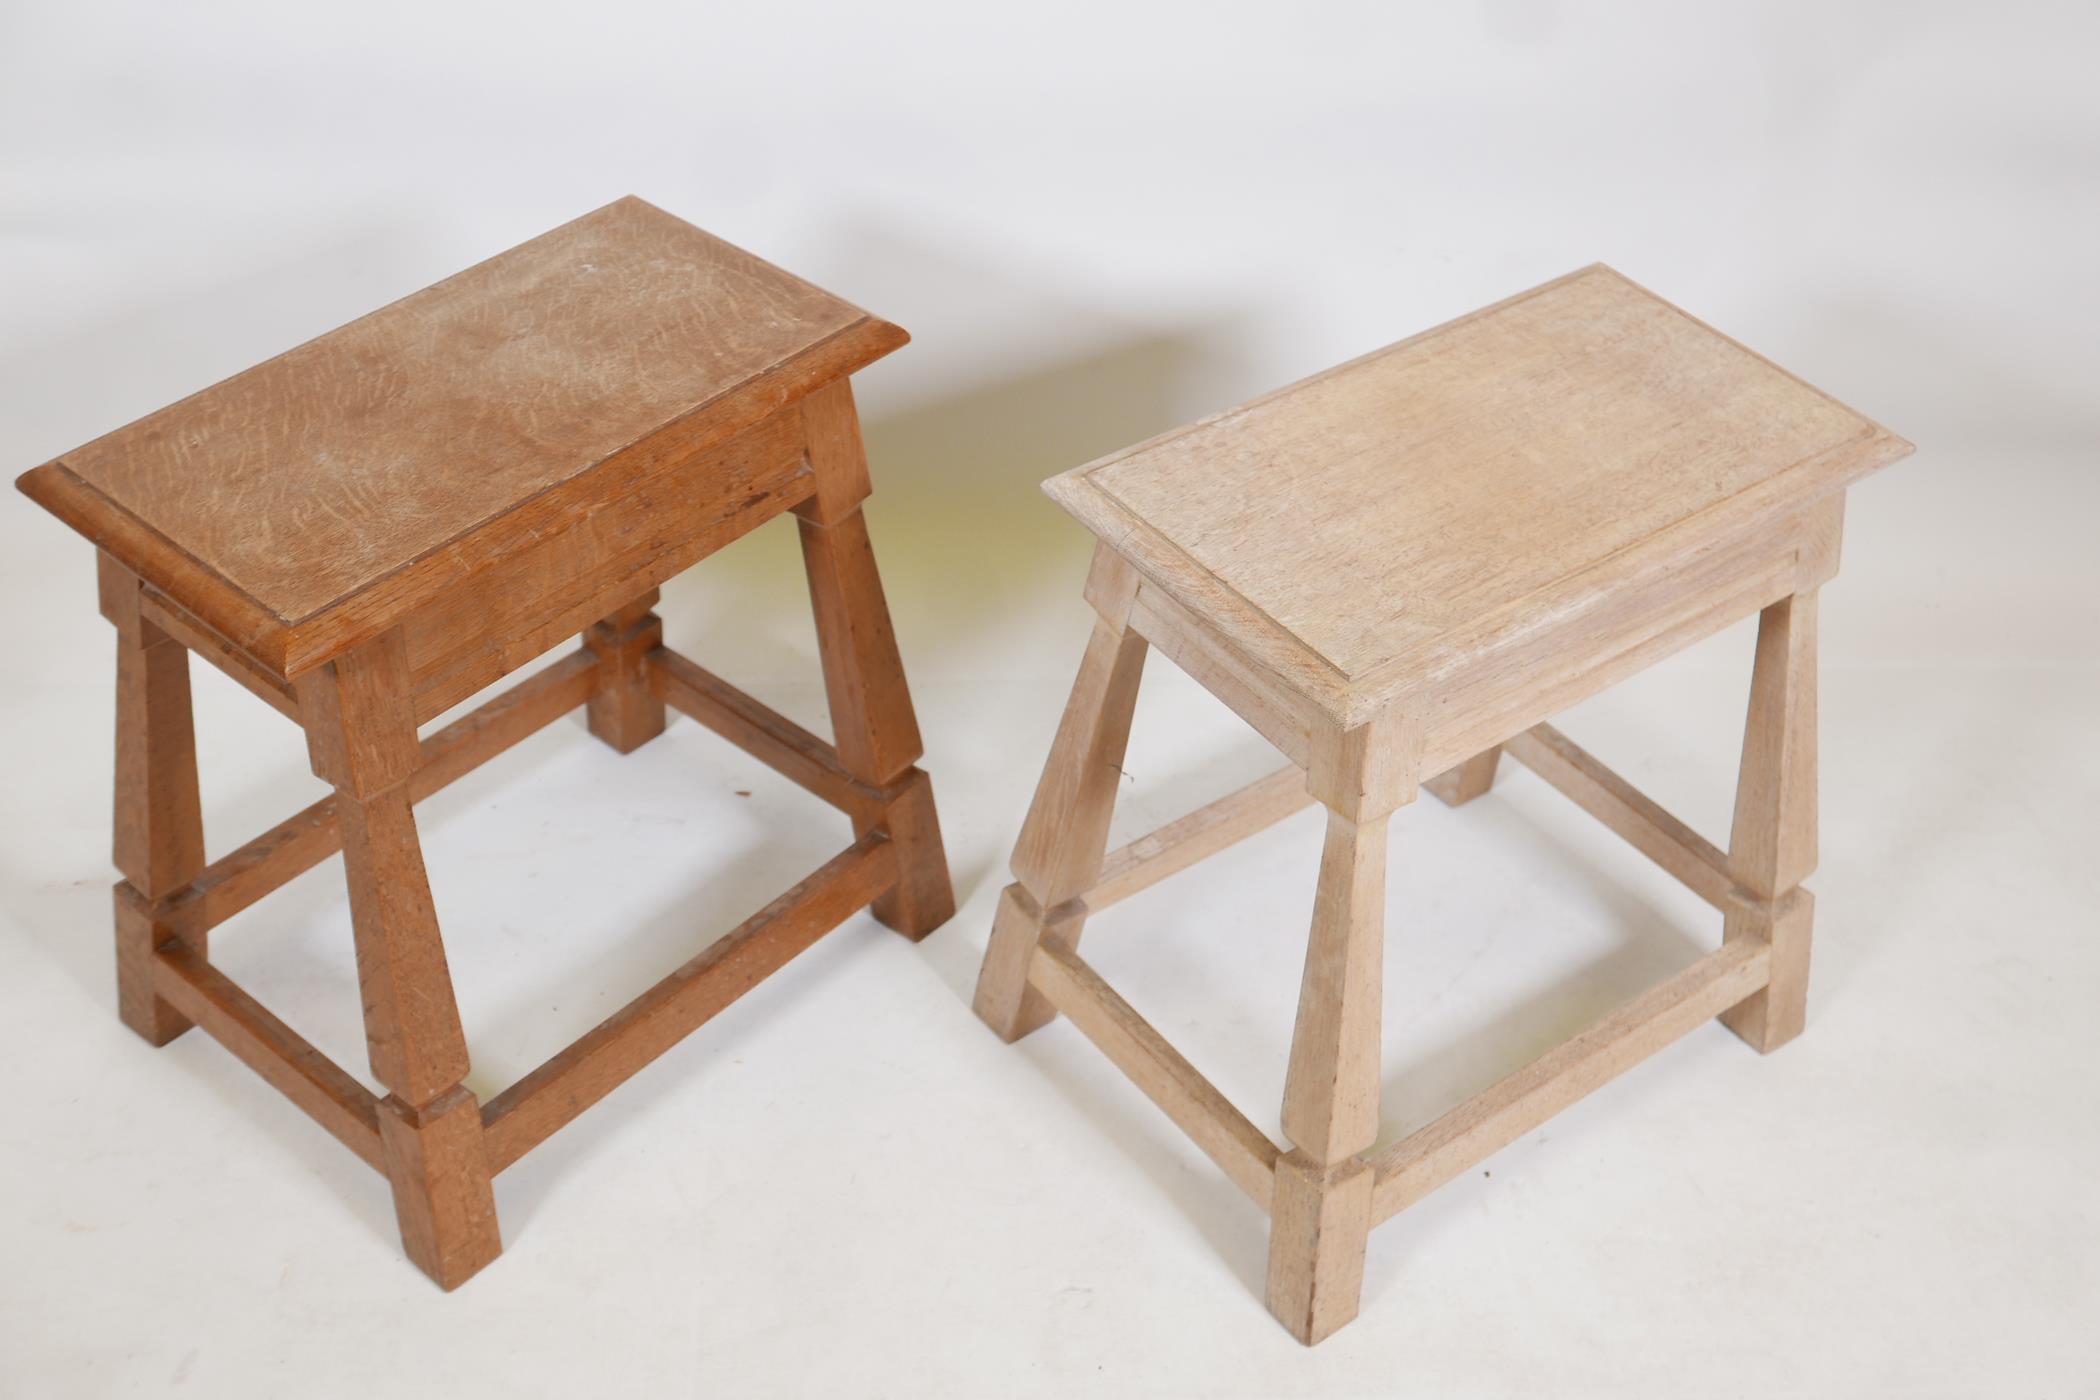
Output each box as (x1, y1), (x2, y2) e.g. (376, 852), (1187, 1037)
(18, 196), (904, 674)
(973, 547), (1148, 1042)
(983, 268), (1911, 1344)
(1366, 938), (1771, 1224)
(1048, 264), (1910, 724)
(1027, 940), (1280, 1209)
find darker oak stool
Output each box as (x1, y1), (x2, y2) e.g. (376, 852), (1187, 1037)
(974, 265), (1911, 1344)
(18, 197), (954, 1289)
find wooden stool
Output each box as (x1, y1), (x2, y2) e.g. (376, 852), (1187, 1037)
(17, 197), (955, 1289)
(974, 265), (1911, 1344)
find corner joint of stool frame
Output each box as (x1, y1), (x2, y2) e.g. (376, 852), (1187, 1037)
(872, 765), (924, 803)
(1792, 492), (1846, 591)
(96, 552), (148, 636)
(293, 634), (421, 800)
(585, 609), (664, 650)
(116, 878), (208, 962)
(1039, 891), (1092, 929)
(114, 876), (183, 929)
(792, 379), (874, 526)
(1730, 883), (1813, 926)
(1307, 709), (1421, 823)
(1001, 880), (1048, 923)
(1004, 881), (1090, 936)
(791, 484), (869, 529)
(1081, 542), (1143, 628)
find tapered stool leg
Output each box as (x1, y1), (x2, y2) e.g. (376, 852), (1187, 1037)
(1721, 590), (1819, 1052)
(973, 548), (1147, 1041)
(101, 556), (207, 1045)
(1267, 716), (1414, 1345)
(796, 380), (955, 939)
(300, 630), (501, 1289)
(584, 590), (667, 754)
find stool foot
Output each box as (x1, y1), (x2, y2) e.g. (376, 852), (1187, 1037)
(114, 886), (196, 1047)
(1265, 1152), (1373, 1346)
(975, 885), (1083, 1042)
(378, 1087), (503, 1290)
(584, 592), (668, 755)
(1722, 889), (1813, 1052)
(867, 768), (955, 940)
(1424, 746), (1501, 806)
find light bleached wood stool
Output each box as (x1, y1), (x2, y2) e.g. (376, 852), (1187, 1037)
(17, 197), (954, 1289)
(974, 265), (1912, 1344)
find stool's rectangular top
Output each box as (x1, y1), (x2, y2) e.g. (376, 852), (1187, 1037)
(1049, 264), (1911, 724)
(18, 197), (904, 675)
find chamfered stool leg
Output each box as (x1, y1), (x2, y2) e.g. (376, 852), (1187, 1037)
(583, 589), (667, 754)
(101, 555), (207, 1046)
(1721, 589), (1819, 1053)
(796, 380), (955, 940)
(973, 548), (1147, 1041)
(299, 630), (501, 1289)
(1266, 717), (1413, 1345)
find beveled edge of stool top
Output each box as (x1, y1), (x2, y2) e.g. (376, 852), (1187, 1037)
(1045, 263), (1913, 729)
(18, 196), (906, 680)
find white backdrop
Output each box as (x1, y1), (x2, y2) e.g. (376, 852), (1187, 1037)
(3, 3), (2096, 1396)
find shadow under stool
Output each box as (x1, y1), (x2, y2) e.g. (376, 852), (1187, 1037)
(17, 196), (955, 1289)
(974, 264), (1913, 1344)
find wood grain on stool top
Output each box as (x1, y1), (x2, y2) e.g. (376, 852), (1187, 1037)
(16, 196), (906, 678)
(1046, 264), (1911, 727)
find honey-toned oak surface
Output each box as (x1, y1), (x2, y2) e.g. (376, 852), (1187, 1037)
(13, 200), (955, 1293)
(18, 196), (903, 670)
